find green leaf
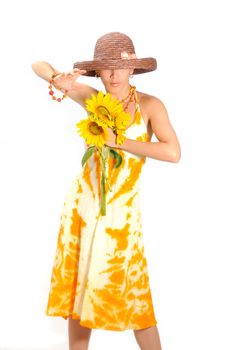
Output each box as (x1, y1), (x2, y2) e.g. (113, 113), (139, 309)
(115, 153), (122, 168)
(109, 148), (122, 168)
(109, 149), (117, 159)
(81, 146), (95, 167)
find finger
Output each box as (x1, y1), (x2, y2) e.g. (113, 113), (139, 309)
(64, 72), (74, 79)
(73, 68), (86, 73)
(73, 68), (87, 75)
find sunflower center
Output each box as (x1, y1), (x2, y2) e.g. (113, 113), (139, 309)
(97, 105), (110, 117)
(88, 121), (104, 135)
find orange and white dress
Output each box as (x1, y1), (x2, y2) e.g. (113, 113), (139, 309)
(46, 95), (158, 331)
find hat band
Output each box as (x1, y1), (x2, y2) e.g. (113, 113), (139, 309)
(120, 51), (137, 60)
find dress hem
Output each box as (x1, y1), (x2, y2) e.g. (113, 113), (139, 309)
(46, 312), (158, 331)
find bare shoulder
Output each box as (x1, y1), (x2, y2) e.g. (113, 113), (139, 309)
(137, 91), (168, 120)
(137, 90), (180, 155)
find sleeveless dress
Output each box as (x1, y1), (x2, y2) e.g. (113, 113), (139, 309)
(46, 93), (158, 331)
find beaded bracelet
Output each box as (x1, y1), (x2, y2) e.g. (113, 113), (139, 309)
(48, 73), (68, 102)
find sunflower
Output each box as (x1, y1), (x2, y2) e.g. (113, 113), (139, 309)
(114, 110), (132, 131)
(85, 91), (125, 128)
(88, 112), (114, 129)
(115, 129), (127, 145)
(76, 119), (109, 148)
(76, 90), (134, 216)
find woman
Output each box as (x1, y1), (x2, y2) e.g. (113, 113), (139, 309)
(32, 32), (181, 350)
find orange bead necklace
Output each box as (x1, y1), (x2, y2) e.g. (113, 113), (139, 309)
(120, 85), (137, 111)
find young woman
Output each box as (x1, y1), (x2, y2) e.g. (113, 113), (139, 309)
(32, 32), (181, 350)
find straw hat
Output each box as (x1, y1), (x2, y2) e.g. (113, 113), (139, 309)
(73, 32), (157, 77)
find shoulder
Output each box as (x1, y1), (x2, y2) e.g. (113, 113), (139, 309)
(136, 91), (169, 122)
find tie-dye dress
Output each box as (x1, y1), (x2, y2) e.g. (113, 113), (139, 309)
(46, 97), (158, 331)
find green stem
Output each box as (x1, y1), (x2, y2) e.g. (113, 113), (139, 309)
(105, 175), (112, 192)
(104, 146), (112, 192)
(100, 170), (106, 216)
(99, 149), (107, 216)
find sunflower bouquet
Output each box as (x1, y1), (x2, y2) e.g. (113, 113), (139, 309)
(76, 91), (132, 216)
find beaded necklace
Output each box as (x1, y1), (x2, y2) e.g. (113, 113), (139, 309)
(120, 85), (140, 128)
(120, 85), (136, 111)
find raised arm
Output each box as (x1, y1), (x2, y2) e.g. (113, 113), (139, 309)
(31, 61), (98, 108)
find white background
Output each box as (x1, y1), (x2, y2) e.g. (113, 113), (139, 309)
(0, 0), (231, 349)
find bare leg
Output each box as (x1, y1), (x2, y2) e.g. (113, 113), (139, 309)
(68, 316), (92, 350)
(133, 325), (162, 350)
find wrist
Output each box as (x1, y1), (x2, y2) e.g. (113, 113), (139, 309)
(50, 72), (63, 89)
(50, 73), (68, 94)
(48, 73), (68, 102)
(50, 72), (61, 81)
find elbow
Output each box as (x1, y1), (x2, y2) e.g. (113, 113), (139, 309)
(172, 153), (181, 163)
(31, 61), (38, 73)
(31, 61), (38, 69)
(170, 146), (181, 163)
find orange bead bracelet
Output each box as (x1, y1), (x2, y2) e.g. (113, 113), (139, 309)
(48, 73), (68, 102)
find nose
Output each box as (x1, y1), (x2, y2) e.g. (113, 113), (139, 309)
(110, 70), (117, 78)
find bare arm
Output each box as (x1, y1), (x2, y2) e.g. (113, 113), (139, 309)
(106, 96), (181, 163)
(31, 61), (98, 108)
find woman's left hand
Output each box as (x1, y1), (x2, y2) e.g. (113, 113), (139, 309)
(104, 127), (118, 148)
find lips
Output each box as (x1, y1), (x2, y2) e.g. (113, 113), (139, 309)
(110, 82), (120, 86)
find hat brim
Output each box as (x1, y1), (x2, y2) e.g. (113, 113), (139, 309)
(73, 57), (157, 76)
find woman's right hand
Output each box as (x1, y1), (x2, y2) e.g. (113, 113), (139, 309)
(52, 68), (87, 92)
